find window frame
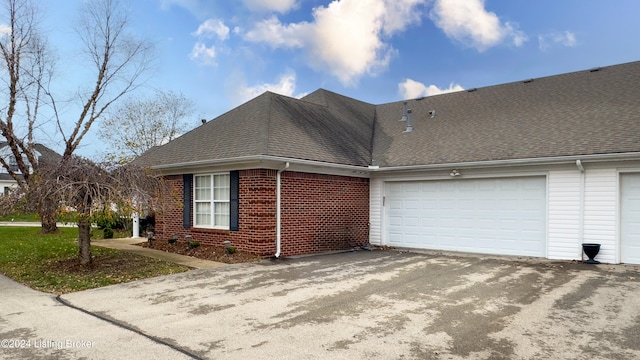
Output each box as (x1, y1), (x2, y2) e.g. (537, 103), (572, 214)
(193, 172), (230, 229)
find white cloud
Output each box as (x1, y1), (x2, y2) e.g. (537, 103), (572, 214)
(192, 19), (230, 41)
(159, 0), (205, 17)
(189, 19), (230, 66)
(382, 0), (425, 35)
(538, 31), (577, 51)
(189, 42), (217, 66)
(398, 78), (464, 99)
(243, 0), (426, 86)
(244, 16), (307, 48)
(0, 24), (10, 36)
(244, 0), (298, 13)
(430, 0), (527, 52)
(233, 71), (306, 104)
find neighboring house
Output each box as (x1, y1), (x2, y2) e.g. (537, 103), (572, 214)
(0, 142), (61, 195)
(134, 60), (640, 264)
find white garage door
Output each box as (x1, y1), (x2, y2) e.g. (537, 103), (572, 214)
(621, 173), (640, 264)
(385, 177), (547, 257)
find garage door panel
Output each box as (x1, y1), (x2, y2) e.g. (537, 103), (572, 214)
(621, 173), (640, 264)
(405, 182), (420, 192)
(404, 216), (420, 227)
(389, 200), (403, 210)
(479, 181), (497, 191)
(385, 177), (546, 257)
(405, 200), (420, 210)
(388, 215), (403, 227)
(500, 199), (518, 210)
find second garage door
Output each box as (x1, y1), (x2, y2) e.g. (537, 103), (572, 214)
(621, 173), (640, 264)
(385, 176), (547, 257)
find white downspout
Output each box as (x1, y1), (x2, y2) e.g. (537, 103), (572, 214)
(275, 162), (290, 258)
(577, 160), (585, 260)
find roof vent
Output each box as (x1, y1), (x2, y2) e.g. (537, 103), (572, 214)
(403, 109), (413, 133)
(589, 67), (602, 73)
(400, 101), (408, 122)
(467, 88), (477, 92)
(523, 78), (534, 83)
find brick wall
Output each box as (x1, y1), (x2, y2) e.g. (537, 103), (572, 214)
(280, 172), (370, 256)
(155, 169), (369, 257)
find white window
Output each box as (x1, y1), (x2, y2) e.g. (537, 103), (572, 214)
(8, 155), (18, 172)
(194, 173), (230, 229)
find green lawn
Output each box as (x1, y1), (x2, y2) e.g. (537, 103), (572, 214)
(0, 213), (40, 222)
(0, 227), (189, 294)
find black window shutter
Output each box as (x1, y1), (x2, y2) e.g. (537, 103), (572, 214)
(230, 170), (239, 231)
(183, 174), (193, 229)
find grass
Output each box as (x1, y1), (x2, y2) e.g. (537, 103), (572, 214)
(0, 226), (189, 294)
(0, 213), (40, 222)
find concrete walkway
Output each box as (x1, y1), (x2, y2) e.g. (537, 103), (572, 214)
(0, 274), (194, 360)
(91, 237), (226, 269)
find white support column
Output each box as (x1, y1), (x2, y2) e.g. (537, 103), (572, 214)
(132, 213), (141, 238)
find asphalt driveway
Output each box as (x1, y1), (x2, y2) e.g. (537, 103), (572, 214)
(4, 250), (640, 359)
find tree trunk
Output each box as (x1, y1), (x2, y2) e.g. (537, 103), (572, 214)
(37, 191), (59, 234)
(40, 209), (58, 234)
(78, 216), (92, 266)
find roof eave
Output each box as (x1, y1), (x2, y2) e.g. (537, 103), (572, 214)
(370, 152), (640, 172)
(149, 155), (370, 178)
(146, 152), (640, 177)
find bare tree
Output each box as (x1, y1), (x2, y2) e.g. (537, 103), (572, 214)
(100, 90), (196, 164)
(0, 0), (45, 187)
(0, 0), (154, 235)
(45, 156), (169, 265)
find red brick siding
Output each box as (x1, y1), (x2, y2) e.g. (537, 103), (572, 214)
(280, 172), (369, 256)
(155, 169), (369, 257)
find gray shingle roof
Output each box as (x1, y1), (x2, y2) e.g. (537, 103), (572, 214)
(372, 61), (640, 167)
(135, 60), (640, 170)
(0, 142), (61, 166)
(134, 89), (376, 168)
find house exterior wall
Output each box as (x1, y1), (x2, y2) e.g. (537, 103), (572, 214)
(369, 164), (634, 264)
(369, 177), (383, 246)
(546, 167), (621, 264)
(0, 180), (16, 195)
(156, 170), (277, 256)
(582, 168), (618, 263)
(547, 170), (582, 260)
(155, 169), (369, 257)
(280, 172), (369, 256)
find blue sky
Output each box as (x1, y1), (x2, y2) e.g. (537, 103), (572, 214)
(39, 0), (640, 157)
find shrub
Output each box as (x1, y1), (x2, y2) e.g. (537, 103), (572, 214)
(168, 237), (177, 244)
(93, 210), (130, 230)
(141, 212), (156, 234)
(103, 227), (114, 239)
(226, 246), (237, 255)
(188, 241), (200, 249)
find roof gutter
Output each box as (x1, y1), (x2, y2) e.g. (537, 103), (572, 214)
(368, 152), (640, 172)
(275, 162), (290, 258)
(148, 152), (640, 175)
(150, 155), (368, 172)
